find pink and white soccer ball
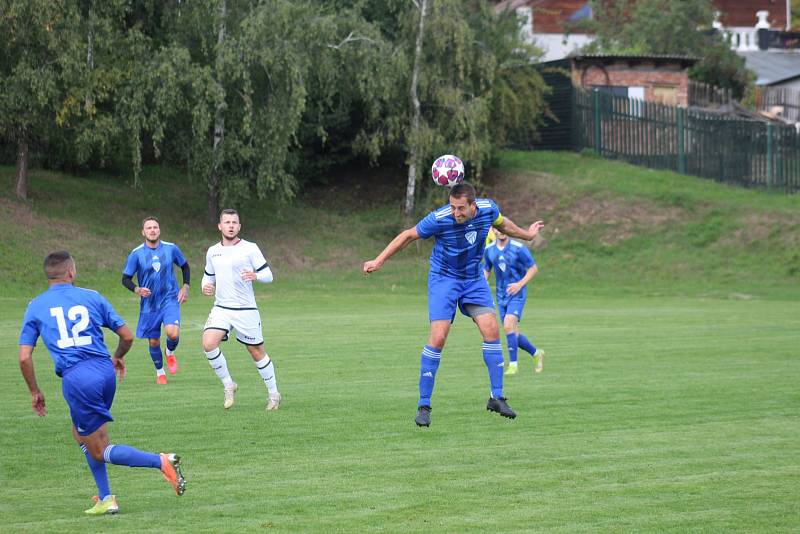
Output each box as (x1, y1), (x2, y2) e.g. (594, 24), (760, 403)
(431, 155), (465, 187)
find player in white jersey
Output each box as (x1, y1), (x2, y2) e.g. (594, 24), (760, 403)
(201, 209), (281, 411)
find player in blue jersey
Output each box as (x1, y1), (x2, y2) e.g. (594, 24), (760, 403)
(19, 251), (186, 516)
(122, 217), (190, 384)
(483, 228), (544, 376)
(363, 182), (544, 427)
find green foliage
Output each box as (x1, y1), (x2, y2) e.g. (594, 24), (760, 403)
(582, 0), (753, 98)
(1, 0), (549, 209)
(0, 0), (74, 154)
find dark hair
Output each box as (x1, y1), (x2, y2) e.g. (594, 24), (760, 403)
(142, 216), (159, 227)
(449, 182), (476, 204)
(44, 251), (74, 280)
(219, 208), (239, 221)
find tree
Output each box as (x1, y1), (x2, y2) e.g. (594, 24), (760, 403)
(356, 0), (548, 214)
(0, 1), (77, 199)
(581, 0), (753, 98)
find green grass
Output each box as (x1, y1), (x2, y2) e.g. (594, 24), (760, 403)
(0, 151), (799, 531)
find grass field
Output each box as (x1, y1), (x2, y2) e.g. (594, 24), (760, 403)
(0, 151), (799, 532)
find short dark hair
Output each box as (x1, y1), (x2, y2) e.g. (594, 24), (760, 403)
(449, 182), (476, 204)
(219, 208), (239, 221)
(142, 216), (159, 227)
(44, 251), (74, 280)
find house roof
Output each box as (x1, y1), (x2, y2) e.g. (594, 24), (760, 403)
(739, 50), (800, 84)
(712, 0), (788, 29)
(568, 53), (698, 68)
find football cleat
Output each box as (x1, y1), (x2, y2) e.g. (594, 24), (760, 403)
(85, 495), (119, 515)
(160, 453), (186, 496)
(166, 354), (178, 374)
(533, 349), (545, 373)
(223, 382), (238, 409)
(156, 374), (167, 385)
(415, 405), (431, 427)
(266, 392), (282, 411)
(504, 362), (518, 376)
(486, 397), (517, 419)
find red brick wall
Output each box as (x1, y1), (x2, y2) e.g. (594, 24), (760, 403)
(571, 60), (691, 106)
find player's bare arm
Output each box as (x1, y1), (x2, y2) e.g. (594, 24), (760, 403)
(202, 282), (216, 295)
(135, 286), (152, 297)
(507, 265), (539, 296)
(112, 325), (134, 380)
(19, 344), (46, 416)
(495, 217), (544, 242)
(177, 283), (189, 303)
(363, 227), (420, 274)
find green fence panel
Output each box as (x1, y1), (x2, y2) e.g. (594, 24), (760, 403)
(569, 88), (800, 193)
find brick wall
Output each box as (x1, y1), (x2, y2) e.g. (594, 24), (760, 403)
(571, 60), (691, 106)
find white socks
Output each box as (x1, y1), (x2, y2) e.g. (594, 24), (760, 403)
(205, 347), (235, 388)
(254, 355), (278, 394)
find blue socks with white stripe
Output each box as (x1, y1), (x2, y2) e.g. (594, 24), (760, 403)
(81, 444), (111, 500)
(103, 444), (161, 469)
(418, 345), (441, 407)
(80, 443), (161, 498)
(482, 340), (504, 398)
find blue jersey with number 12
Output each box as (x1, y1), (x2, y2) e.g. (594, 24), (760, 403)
(19, 284), (126, 377)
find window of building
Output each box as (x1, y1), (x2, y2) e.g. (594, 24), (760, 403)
(653, 85), (678, 106)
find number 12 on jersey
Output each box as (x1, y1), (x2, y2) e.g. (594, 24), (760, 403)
(50, 305), (92, 348)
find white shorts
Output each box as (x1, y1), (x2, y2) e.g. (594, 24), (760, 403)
(204, 306), (264, 346)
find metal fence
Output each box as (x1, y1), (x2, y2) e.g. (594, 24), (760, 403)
(573, 89), (800, 192)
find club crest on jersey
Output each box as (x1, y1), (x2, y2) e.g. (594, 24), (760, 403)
(465, 231), (477, 245)
(152, 255), (161, 273)
(499, 261), (507, 272)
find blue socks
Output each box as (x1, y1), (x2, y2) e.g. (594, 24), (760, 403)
(149, 344), (164, 370)
(418, 346), (441, 407)
(482, 340), (504, 398)
(518, 334), (537, 355)
(103, 444), (161, 469)
(81, 444), (111, 499)
(506, 332), (519, 363)
(166, 336), (179, 353)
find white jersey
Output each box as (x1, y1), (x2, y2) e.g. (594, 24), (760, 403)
(204, 239), (269, 309)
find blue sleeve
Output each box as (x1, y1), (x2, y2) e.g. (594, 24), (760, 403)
(521, 247), (535, 268)
(490, 200), (501, 223)
(123, 250), (138, 277)
(97, 294), (126, 331)
(172, 245), (187, 267)
(483, 248), (493, 273)
(415, 212), (437, 240)
(18, 303), (40, 346)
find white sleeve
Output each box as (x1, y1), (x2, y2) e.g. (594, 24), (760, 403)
(256, 265), (273, 283)
(251, 244), (273, 284)
(202, 249), (216, 286)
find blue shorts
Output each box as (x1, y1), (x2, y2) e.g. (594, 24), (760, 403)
(428, 273), (495, 322)
(137, 301), (181, 339)
(498, 294), (527, 322)
(61, 357), (116, 436)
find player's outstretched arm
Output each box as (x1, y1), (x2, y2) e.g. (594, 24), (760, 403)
(495, 217), (544, 242)
(363, 227), (420, 274)
(19, 345), (46, 416)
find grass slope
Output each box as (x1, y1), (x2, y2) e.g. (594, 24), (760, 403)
(0, 152), (798, 532)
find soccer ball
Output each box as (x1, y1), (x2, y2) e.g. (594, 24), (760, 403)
(431, 155), (465, 187)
